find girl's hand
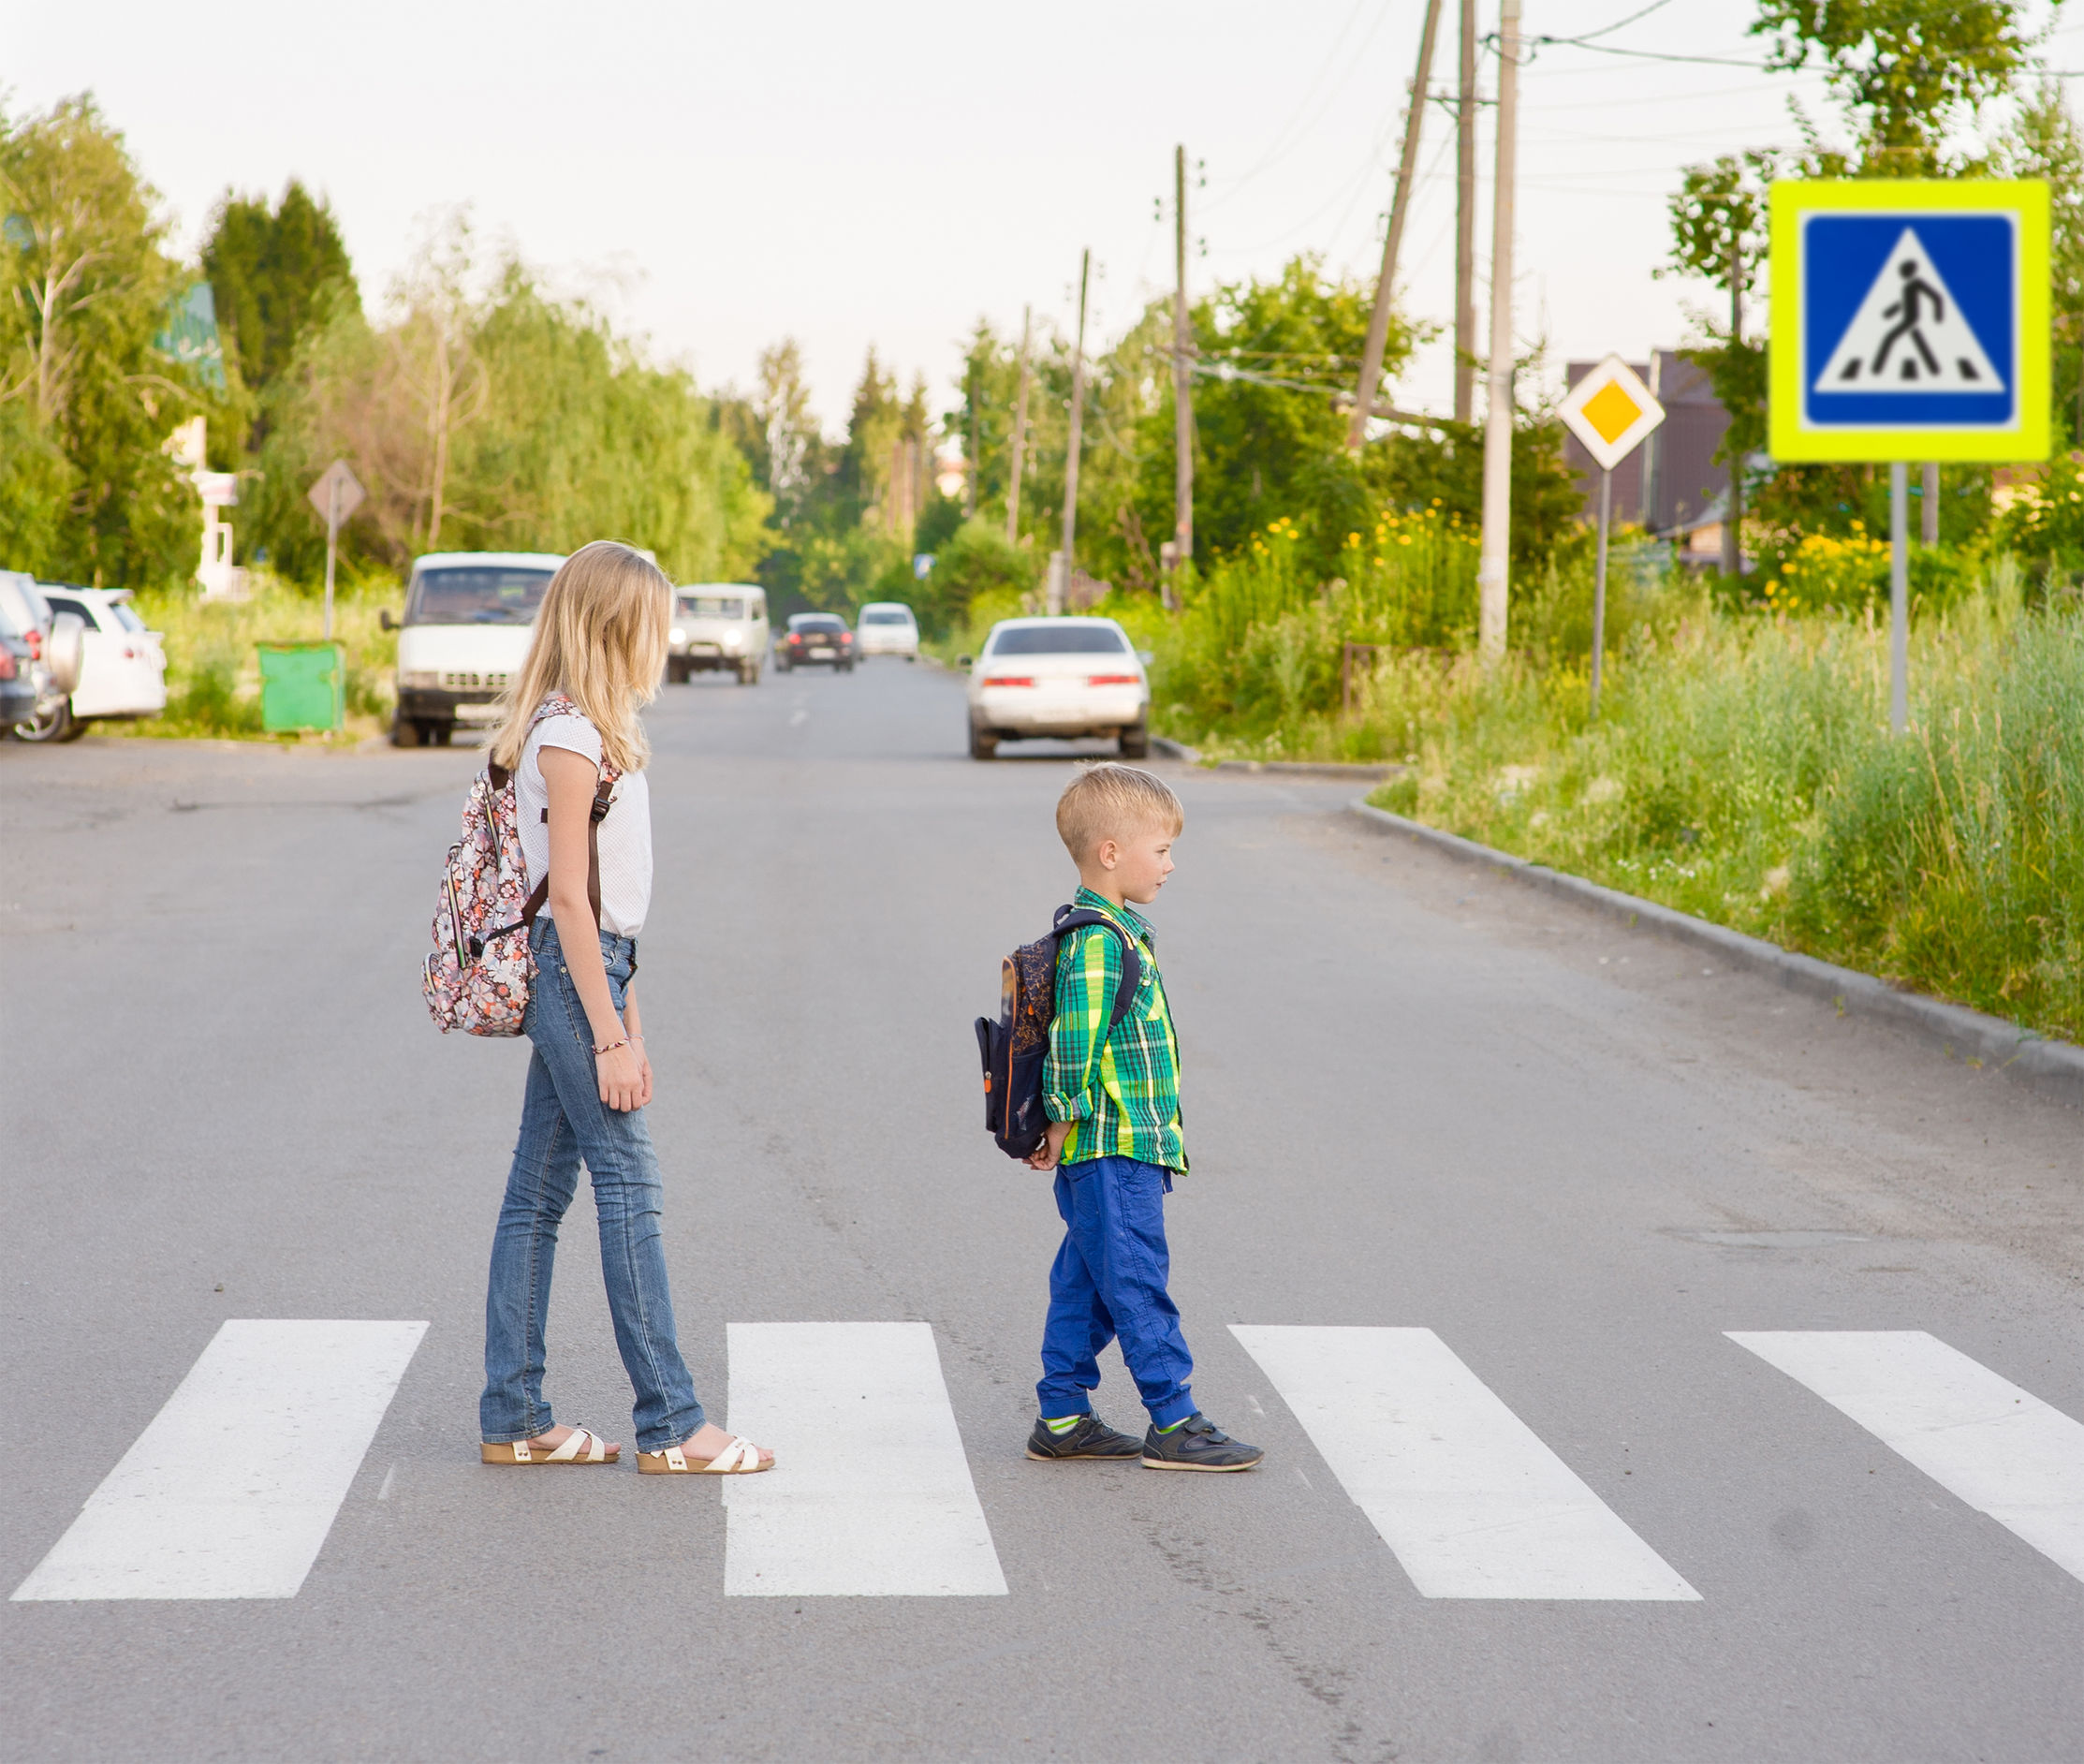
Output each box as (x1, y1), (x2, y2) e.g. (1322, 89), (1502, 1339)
(633, 1037), (653, 1110)
(596, 1040), (645, 1112)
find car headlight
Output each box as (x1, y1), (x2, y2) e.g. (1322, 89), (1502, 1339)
(669, 626), (685, 644)
(723, 630), (742, 650)
(399, 669), (440, 688)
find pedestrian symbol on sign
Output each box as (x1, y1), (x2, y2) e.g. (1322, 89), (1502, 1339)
(1812, 228), (2002, 393)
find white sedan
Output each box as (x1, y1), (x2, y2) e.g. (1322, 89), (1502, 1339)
(966, 616), (1149, 760)
(25, 586), (167, 742)
(856, 601), (919, 659)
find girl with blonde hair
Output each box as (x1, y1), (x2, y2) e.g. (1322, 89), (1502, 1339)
(477, 540), (772, 1475)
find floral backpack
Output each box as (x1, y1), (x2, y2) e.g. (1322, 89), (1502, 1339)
(422, 694), (619, 1036)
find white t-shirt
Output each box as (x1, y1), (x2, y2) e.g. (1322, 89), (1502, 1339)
(515, 711), (653, 938)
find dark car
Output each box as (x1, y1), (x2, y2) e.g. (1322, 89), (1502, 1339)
(0, 601), (39, 731)
(777, 612), (855, 673)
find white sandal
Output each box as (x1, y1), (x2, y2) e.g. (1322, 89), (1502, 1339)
(637, 1434), (773, 1475)
(480, 1426), (618, 1465)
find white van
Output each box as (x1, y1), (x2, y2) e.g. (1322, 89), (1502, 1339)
(668, 583), (768, 684)
(386, 551), (565, 746)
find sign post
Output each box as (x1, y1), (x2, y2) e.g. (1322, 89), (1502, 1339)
(1558, 355), (1666, 717)
(1769, 180), (2048, 732)
(305, 461), (366, 641)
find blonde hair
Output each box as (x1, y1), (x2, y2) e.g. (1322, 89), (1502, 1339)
(1055, 763), (1184, 863)
(490, 540), (670, 775)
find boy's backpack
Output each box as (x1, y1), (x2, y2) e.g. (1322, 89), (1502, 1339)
(421, 694), (618, 1037)
(975, 904), (1144, 1160)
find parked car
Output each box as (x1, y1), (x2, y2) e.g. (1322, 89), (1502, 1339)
(668, 583), (768, 684)
(0, 569), (84, 743)
(966, 616), (1150, 760)
(0, 598), (38, 732)
(34, 586), (169, 741)
(776, 612), (855, 672)
(856, 601), (919, 660)
(384, 551), (565, 746)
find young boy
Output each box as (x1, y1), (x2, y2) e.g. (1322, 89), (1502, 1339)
(1023, 763), (1265, 1472)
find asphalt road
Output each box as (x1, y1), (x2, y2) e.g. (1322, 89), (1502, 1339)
(3, 659), (2079, 1764)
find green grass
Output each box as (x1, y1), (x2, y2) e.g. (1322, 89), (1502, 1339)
(1347, 569), (2080, 1042)
(124, 571), (400, 742)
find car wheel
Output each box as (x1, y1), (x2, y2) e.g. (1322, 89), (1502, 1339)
(737, 660), (756, 684)
(969, 722), (998, 760)
(431, 722), (454, 746)
(667, 657), (689, 684)
(391, 713), (422, 748)
(57, 713), (89, 743)
(14, 699), (74, 743)
(1120, 723), (1151, 759)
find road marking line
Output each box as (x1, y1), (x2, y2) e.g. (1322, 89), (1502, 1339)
(1230, 1325), (1698, 1600)
(721, 1322), (1007, 1596)
(12, 1319), (427, 1602)
(1728, 1330), (2084, 1585)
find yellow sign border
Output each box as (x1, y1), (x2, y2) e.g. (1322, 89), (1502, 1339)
(1768, 180), (2049, 463)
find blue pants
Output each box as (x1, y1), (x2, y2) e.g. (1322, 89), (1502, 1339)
(479, 918), (707, 1452)
(1037, 1155), (1196, 1428)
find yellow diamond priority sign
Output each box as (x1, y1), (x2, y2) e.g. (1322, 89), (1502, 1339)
(1559, 355), (1666, 473)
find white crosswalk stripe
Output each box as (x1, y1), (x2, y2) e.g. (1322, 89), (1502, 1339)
(1231, 1324), (1699, 1600)
(720, 1321), (1007, 1596)
(1728, 1330), (2084, 1586)
(12, 1319), (427, 1602)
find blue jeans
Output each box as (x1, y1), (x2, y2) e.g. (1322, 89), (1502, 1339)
(1037, 1155), (1196, 1428)
(479, 918), (706, 1451)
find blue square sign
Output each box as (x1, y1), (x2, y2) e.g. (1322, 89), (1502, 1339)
(1770, 181), (2048, 463)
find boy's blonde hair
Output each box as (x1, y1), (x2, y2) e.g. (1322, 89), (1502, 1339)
(490, 540), (671, 776)
(1055, 763), (1184, 863)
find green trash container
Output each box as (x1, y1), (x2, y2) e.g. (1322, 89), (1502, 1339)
(258, 642), (344, 733)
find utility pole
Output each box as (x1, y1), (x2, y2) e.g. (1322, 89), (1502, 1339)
(1476, 0), (1521, 666)
(1349, 0), (1444, 449)
(1007, 306), (1032, 546)
(1921, 460), (1939, 545)
(1724, 249), (1744, 578)
(1454, 0), (1478, 424)
(1056, 249), (1090, 617)
(1173, 145), (1195, 590)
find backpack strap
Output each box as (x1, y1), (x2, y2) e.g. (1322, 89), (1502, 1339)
(1051, 905), (1144, 1033)
(495, 697), (621, 933)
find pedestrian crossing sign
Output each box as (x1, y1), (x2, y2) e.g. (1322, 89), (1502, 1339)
(1769, 180), (2049, 463)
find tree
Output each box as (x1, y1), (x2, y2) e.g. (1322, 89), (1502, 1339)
(1660, 151), (1776, 572)
(1753, 0), (2048, 175)
(2001, 81), (2084, 448)
(0, 94), (214, 588)
(200, 179), (356, 441)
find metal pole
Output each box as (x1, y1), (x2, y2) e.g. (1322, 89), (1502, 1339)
(1590, 465), (1611, 718)
(1057, 249), (1090, 616)
(1173, 146), (1194, 591)
(1349, 0), (1445, 449)
(1920, 460), (1939, 546)
(1889, 461), (1909, 734)
(1475, 0), (1521, 666)
(323, 476), (340, 642)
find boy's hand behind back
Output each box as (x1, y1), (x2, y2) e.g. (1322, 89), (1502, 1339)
(1026, 1119), (1072, 1171)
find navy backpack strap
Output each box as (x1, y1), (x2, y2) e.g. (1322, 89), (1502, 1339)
(1051, 905), (1143, 1031)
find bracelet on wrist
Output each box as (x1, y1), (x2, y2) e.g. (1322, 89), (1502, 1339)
(594, 1037), (629, 1057)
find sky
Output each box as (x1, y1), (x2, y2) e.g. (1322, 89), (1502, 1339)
(12, 2), (2080, 441)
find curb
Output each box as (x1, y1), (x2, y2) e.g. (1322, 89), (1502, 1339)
(1151, 737), (1404, 782)
(1346, 800), (2083, 1109)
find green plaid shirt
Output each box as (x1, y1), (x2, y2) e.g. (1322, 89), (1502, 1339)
(1043, 887), (1186, 1171)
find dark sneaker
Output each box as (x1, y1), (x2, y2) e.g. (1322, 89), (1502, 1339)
(1141, 1413), (1266, 1472)
(1025, 1413), (1145, 1462)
